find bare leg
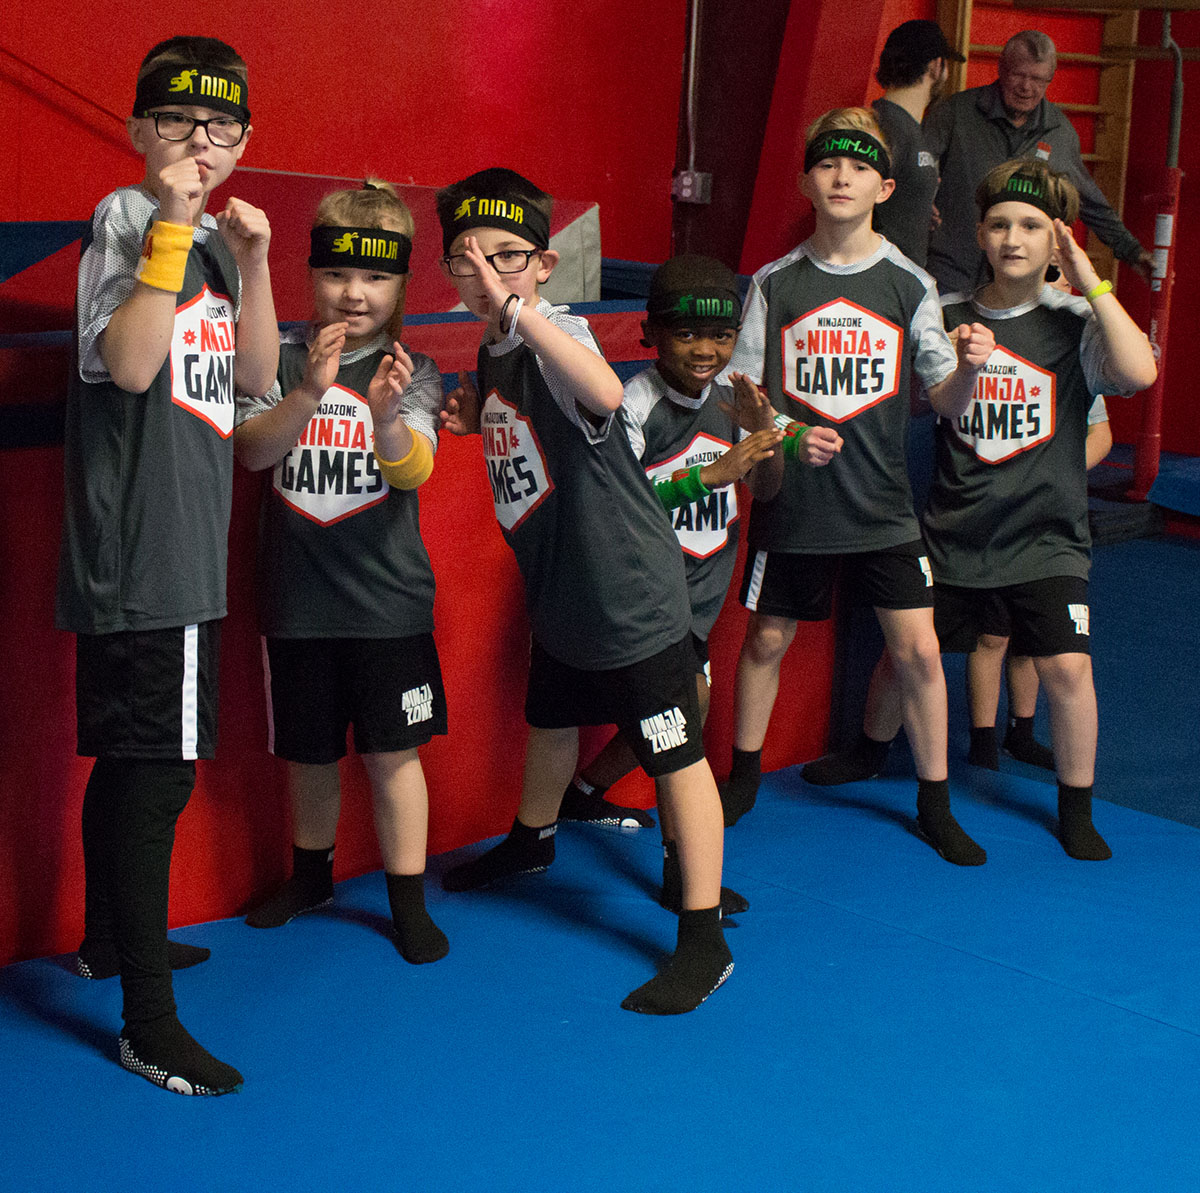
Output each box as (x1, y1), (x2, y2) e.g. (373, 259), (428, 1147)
(967, 634), (1009, 728)
(441, 726), (577, 892)
(1002, 654), (1056, 770)
(875, 606), (947, 782)
(732, 613), (798, 751)
(361, 749), (427, 875)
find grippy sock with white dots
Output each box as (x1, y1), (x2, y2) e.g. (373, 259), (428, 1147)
(621, 906), (732, 1015)
(441, 816), (556, 892)
(119, 1014), (242, 1096)
(385, 872), (448, 964)
(76, 938), (210, 980)
(245, 844), (334, 928)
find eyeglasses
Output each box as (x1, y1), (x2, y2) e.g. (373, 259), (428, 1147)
(442, 249), (541, 277)
(145, 111), (248, 147)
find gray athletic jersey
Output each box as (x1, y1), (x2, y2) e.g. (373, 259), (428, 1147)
(871, 98), (940, 268)
(726, 237), (956, 554)
(477, 302), (691, 670)
(240, 332), (441, 637)
(923, 286), (1114, 586)
(622, 367), (741, 640)
(56, 187), (241, 633)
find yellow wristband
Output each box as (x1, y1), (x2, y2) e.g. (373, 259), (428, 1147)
(375, 430), (434, 490)
(134, 220), (194, 292)
(1084, 280), (1114, 303)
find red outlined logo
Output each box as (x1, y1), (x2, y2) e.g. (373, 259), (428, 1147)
(169, 285), (237, 437)
(951, 344), (1056, 463)
(481, 388), (555, 532)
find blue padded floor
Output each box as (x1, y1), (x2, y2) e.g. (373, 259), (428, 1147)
(3, 770), (1200, 1193)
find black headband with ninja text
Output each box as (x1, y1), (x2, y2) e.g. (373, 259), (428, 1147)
(440, 194), (551, 255)
(133, 65), (250, 122)
(647, 286), (741, 329)
(309, 226), (412, 274)
(979, 173), (1066, 224)
(804, 130), (891, 179)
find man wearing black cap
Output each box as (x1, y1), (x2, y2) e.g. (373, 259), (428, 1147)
(872, 20), (965, 268)
(923, 30), (1153, 294)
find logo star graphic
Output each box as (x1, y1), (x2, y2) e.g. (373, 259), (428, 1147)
(1030, 385), (1041, 397)
(183, 330), (196, 345)
(874, 338), (886, 350)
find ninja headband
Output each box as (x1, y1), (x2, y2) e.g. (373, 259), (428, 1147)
(440, 194), (551, 255)
(133, 65), (250, 122)
(647, 286), (741, 329)
(804, 130), (891, 179)
(309, 226), (412, 274)
(979, 173), (1066, 223)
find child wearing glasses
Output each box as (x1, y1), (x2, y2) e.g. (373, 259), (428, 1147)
(57, 36), (276, 1095)
(234, 181), (449, 964)
(436, 169), (735, 1015)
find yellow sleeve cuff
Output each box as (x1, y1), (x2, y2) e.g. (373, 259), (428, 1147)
(375, 430), (434, 489)
(134, 220), (194, 292)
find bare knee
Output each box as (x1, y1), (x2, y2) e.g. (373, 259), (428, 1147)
(1034, 653), (1093, 699)
(742, 616), (797, 667)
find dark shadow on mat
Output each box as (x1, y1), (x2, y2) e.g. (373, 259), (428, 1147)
(0, 960), (114, 1059)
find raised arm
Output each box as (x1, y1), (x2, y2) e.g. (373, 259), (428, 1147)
(99, 159), (206, 393)
(1054, 219), (1157, 393)
(233, 322), (344, 471)
(218, 197), (278, 397)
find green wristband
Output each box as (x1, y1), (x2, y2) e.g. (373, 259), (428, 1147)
(653, 463), (710, 510)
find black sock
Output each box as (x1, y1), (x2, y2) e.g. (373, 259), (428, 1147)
(719, 747), (761, 827)
(968, 726), (1000, 770)
(77, 938), (210, 981)
(916, 779), (987, 866)
(559, 778), (655, 827)
(245, 844), (334, 928)
(621, 906), (733, 1015)
(659, 841), (749, 916)
(441, 816), (556, 892)
(802, 732), (892, 786)
(1004, 716), (1056, 771)
(120, 1014), (242, 1096)
(1057, 783), (1112, 860)
(385, 872), (448, 964)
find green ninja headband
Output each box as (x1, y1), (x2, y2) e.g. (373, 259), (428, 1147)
(979, 172), (1066, 223)
(804, 130), (891, 179)
(647, 287), (741, 329)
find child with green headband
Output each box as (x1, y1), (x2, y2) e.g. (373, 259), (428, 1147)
(828, 159), (1156, 860)
(234, 179), (449, 964)
(57, 36), (277, 1097)
(436, 170), (736, 1015)
(557, 254), (791, 915)
(721, 106), (997, 869)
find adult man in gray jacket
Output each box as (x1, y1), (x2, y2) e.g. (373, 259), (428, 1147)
(924, 29), (1152, 294)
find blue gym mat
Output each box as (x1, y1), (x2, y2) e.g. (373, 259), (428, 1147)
(2, 772), (1199, 1193)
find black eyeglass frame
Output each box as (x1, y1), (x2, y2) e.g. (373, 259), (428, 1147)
(441, 248), (543, 277)
(143, 110), (248, 147)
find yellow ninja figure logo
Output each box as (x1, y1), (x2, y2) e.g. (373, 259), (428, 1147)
(332, 232), (358, 253)
(454, 199), (475, 221)
(169, 69), (199, 94)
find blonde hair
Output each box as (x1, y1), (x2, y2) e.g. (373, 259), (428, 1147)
(313, 178), (414, 340)
(976, 159), (1080, 224)
(804, 107), (890, 157)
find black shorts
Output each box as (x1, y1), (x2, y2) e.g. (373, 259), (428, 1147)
(525, 636), (706, 778)
(740, 540), (934, 621)
(265, 633), (448, 765)
(935, 577), (1092, 657)
(689, 633), (711, 685)
(76, 621), (222, 760)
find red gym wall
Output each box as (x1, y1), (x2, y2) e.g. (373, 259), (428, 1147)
(2, 1), (1198, 965)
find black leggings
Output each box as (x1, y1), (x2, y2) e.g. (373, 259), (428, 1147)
(81, 758), (196, 1027)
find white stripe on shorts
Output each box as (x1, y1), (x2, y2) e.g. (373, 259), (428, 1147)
(744, 550), (769, 612)
(180, 624), (199, 761)
(261, 637), (276, 756)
